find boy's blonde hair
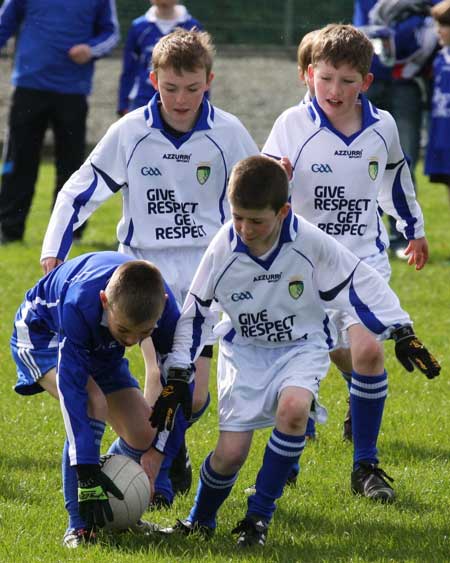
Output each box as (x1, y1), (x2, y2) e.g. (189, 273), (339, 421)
(152, 28), (215, 77)
(228, 156), (289, 213)
(297, 29), (319, 73)
(311, 24), (373, 76)
(106, 260), (166, 324)
(432, 0), (450, 25)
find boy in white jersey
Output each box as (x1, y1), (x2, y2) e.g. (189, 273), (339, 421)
(151, 156), (439, 547)
(263, 24), (432, 501)
(40, 29), (259, 504)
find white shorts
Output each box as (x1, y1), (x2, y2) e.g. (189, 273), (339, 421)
(217, 339), (329, 432)
(118, 244), (207, 306)
(328, 251), (392, 349)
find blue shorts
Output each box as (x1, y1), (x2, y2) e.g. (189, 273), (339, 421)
(12, 338), (140, 396)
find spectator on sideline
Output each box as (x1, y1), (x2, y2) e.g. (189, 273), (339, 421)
(117, 0), (203, 116)
(0, 0), (119, 244)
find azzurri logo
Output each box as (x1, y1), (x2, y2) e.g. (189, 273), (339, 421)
(141, 166), (162, 176)
(311, 163), (333, 173)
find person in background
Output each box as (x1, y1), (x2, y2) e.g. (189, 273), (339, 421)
(117, 0), (203, 116)
(0, 0), (119, 244)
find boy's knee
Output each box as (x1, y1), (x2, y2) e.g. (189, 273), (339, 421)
(352, 339), (383, 372)
(212, 446), (246, 474)
(277, 393), (311, 433)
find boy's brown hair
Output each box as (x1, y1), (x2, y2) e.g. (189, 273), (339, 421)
(228, 156), (289, 213)
(106, 260), (166, 325)
(297, 29), (319, 73)
(311, 24), (373, 76)
(152, 28), (215, 77)
(431, 0), (450, 25)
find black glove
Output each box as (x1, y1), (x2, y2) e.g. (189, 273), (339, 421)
(391, 325), (441, 379)
(150, 367), (192, 432)
(77, 464), (124, 528)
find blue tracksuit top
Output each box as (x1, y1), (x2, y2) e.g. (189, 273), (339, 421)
(0, 0), (119, 95)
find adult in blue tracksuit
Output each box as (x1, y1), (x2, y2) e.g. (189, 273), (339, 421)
(117, 1), (202, 115)
(354, 0), (439, 256)
(0, 0), (119, 243)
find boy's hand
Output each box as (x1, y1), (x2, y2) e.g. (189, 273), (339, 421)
(77, 464), (124, 528)
(391, 326), (440, 379)
(41, 257), (63, 275)
(401, 237), (428, 270)
(149, 368), (192, 431)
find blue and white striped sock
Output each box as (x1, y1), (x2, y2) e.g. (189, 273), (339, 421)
(247, 429), (305, 521)
(187, 452), (238, 528)
(350, 370), (387, 469)
(63, 418), (105, 531)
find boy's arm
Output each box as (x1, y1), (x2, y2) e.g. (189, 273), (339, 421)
(117, 24), (139, 115)
(0, 0), (25, 48)
(315, 232), (440, 378)
(40, 121), (127, 267)
(84, 0), (119, 59)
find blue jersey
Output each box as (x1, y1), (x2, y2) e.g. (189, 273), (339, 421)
(0, 0), (119, 95)
(13, 251), (180, 463)
(425, 47), (450, 175)
(118, 5), (202, 112)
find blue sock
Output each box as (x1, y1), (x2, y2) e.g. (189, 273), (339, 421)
(350, 370), (387, 469)
(341, 370), (352, 391)
(247, 429), (305, 522)
(63, 418), (105, 531)
(107, 436), (148, 464)
(305, 415), (316, 438)
(187, 452), (238, 528)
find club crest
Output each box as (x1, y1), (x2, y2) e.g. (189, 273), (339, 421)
(288, 278), (304, 300)
(368, 158), (378, 181)
(196, 164), (211, 185)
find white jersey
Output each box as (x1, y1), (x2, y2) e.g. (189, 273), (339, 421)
(165, 210), (411, 370)
(262, 95), (425, 259)
(41, 95), (259, 261)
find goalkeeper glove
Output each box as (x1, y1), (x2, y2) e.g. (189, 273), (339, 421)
(77, 464), (124, 528)
(150, 367), (192, 432)
(391, 325), (441, 379)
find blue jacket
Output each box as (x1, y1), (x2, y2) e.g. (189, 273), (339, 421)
(118, 5), (202, 113)
(0, 0), (119, 95)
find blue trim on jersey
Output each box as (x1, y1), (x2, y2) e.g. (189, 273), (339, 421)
(190, 301), (206, 361)
(223, 328), (236, 343)
(310, 95), (380, 146)
(322, 315), (334, 349)
(392, 163), (416, 238)
(373, 129), (389, 155)
(213, 256), (240, 295)
(292, 129), (322, 171)
(91, 163), (124, 193)
(205, 134), (227, 223)
(375, 214), (386, 253)
(127, 131), (152, 167)
(349, 278), (387, 335)
(292, 248), (315, 270)
(123, 218), (134, 246)
(319, 267), (357, 301)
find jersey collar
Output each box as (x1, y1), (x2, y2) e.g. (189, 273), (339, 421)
(144, 93), (214, 147)
(308, 94), (381, 145)
(229, 209), (299, 270)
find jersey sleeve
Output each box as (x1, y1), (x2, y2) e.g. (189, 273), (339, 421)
(262, 112), (291, 161)
(0, 0), (25, 48)
(56, 304), (98, 466)
(311, 225), (412, 337)
(88, 0), (120, 58)
(226, 120), (260, 168)
(164, 236), (223, 370)
(117, 23), (139, 113)
(41, 120), (127, 261)
(377, 112), (425, 240)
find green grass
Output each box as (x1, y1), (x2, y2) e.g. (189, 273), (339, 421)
(0, 163), (449, 562)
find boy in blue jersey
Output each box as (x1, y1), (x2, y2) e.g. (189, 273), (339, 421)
(263, 24), (434, 503)
(152, 156), (440, 547)
(11, 251), (185, 547)
(118, 0), (203, 115)
(40, 29), (259, 506)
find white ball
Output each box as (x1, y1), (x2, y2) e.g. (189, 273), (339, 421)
(99, 454), (151, 530)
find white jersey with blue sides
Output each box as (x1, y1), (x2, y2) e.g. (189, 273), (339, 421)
(41, 94), (259, 261)
(165, 210), (411, 370)
(13, 251), (180, 464)
(262, 95), (425, 259)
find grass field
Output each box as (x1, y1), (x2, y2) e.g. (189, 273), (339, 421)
(0, 163), (449, 563)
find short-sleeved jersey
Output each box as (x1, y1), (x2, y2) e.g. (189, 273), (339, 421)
(13, 251), (180, 464)
(165, 210), (411, 370)
(263, 95), (425, 259)
(41, 95), (259, 262)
